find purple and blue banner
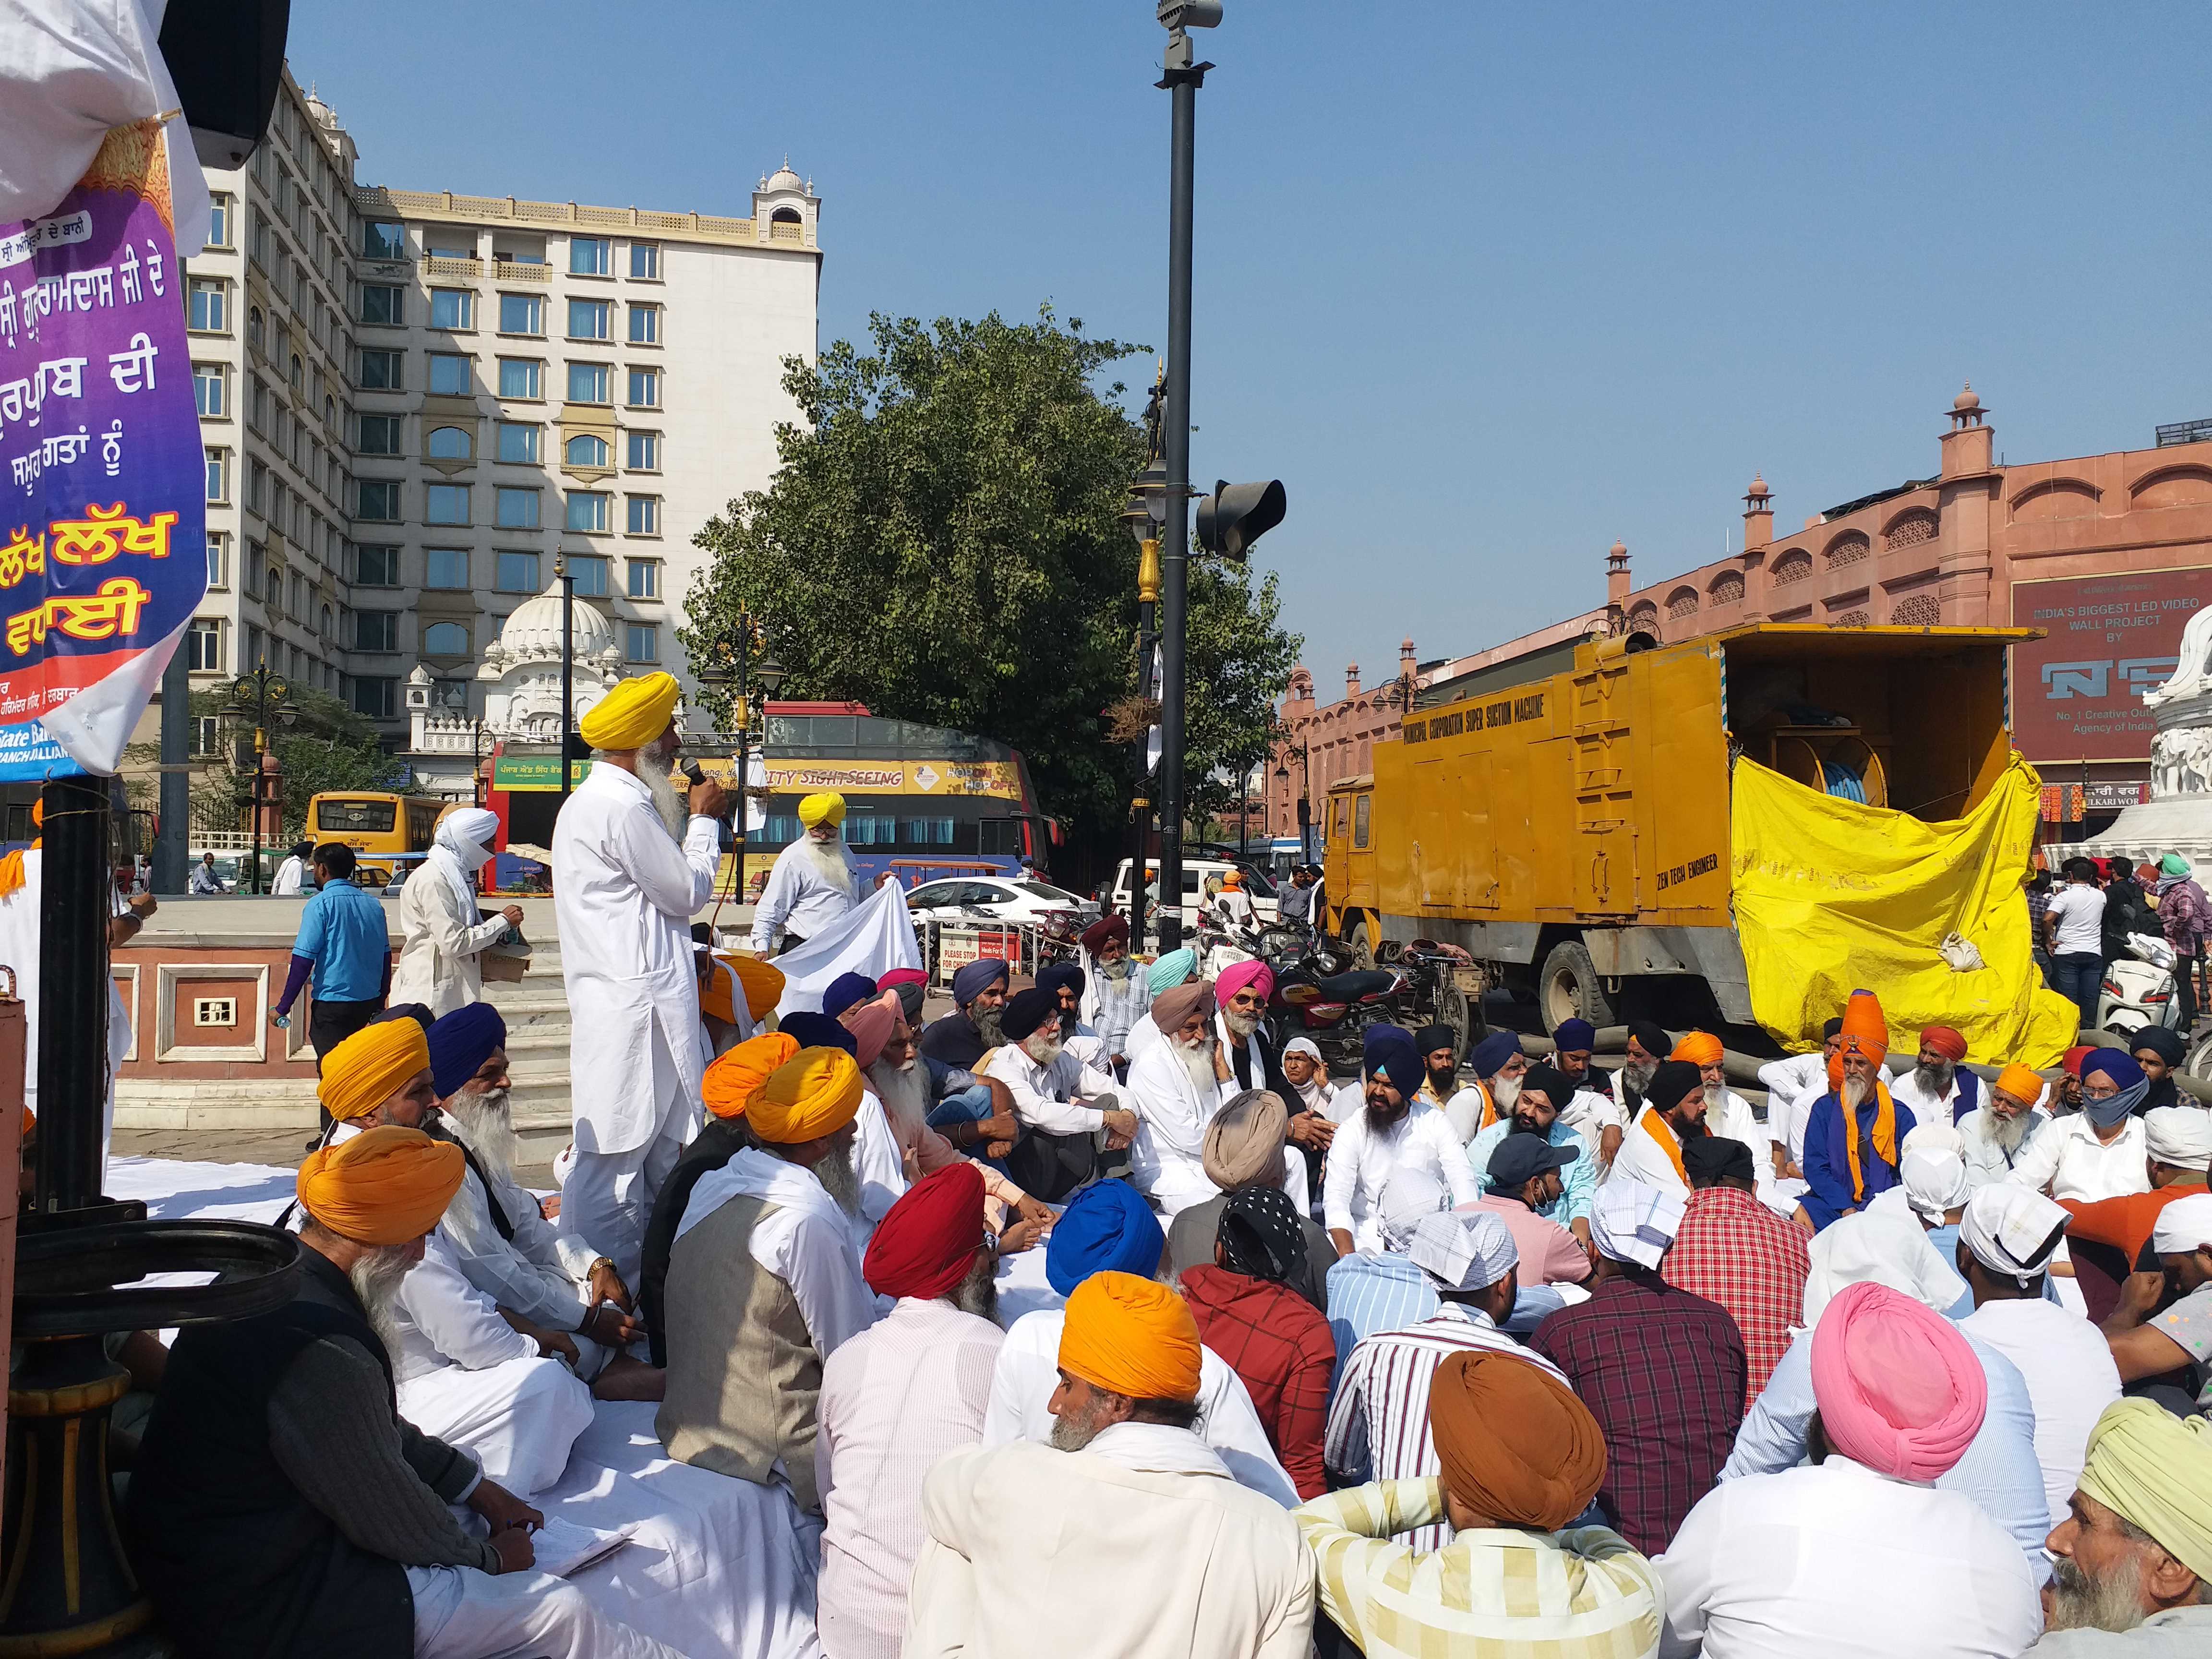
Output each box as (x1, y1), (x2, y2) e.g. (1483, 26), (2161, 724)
(0, 118), (207, 779)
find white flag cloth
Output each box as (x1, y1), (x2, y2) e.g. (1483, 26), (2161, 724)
(769, 879), (922, 1017)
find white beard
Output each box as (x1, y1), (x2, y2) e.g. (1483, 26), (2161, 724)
(1913, 1059), (1956, 1099)
(349, 1244), (417, 1359)
(1491, 1074), (1521, 1111)
(1021, 1031), (1065, 1068)
(868, 1057), (928, 1127)
(814, 1144), (862, 1219)
(1986, 1108), (2033, 1154)
(1223, 1008), (1261, 1038)
(443, 1087), (517, 1184)
(1100, 957), (1134, 984)
(1623, 1058), (1657, 1097)
(637, 735), (689, 841)
(1703, 1082), (1730, 1118)
(1842, 1072), (1872, 1111)
(800, 832), (855, 899)
(1176, 1036), (1218, 1099)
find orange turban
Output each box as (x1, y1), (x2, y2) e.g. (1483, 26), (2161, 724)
(318, 1020), (432, 1123)
(703, 1031), (799, 1119)
(701, 953), (786, 1026)
(1670, 1031), (1724, 1068)
(1918, 1026), (1967, 1063)
(750, 1048), (864, 1144)
(1429, 1347), (1607, 1531)
(1826, 989), (1899, 1206)
(1993, 1062), (2045, 1107)
(296, 1125), (463, 1245)
(1057, 1271), (1202, 1402)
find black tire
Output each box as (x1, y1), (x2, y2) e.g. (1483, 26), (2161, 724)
(1539, 938), (1615, 1034)
(1348, 919), (1375, 970)
(1435, 976), (1480, 1061)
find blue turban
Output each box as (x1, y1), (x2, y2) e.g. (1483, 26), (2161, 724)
(822, 972), (878, 1021)
(780, 1011), (857, 1057)
(1553, 1018), (1596, 1055)
(1147, 949), (1198, 996)
(378, 1003), (435, 1034)
(1045, 1178), (1166, 1297)
(951, 957), (1011, 1007)
(1367, 1031), (1425, 1101)
(2081, 1047), (2150, 1128)
(1363, 1023), (1411, 1069)
(1470, 1030), (1522, 1080)
(1039, 960), (1085, 1003)
(427, 1002), (507, 1099)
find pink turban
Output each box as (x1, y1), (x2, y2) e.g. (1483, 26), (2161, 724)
(840, 989), (901, 1070)
(1216, 959), (1274, 1007)
(1811, 1281), (1986, 1482)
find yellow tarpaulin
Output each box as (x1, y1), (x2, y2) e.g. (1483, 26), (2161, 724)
(1731, 753), (2077, 1068)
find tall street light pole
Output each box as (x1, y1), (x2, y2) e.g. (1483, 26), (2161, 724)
(224, 663), (295, 894)
(555, 553), (577, 808)
(1122, 457), (1166, 946)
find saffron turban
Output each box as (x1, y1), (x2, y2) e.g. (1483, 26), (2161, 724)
(1642, 1059), (1702, 1115)
(1202, 1089), (1289, 1190)
(2077, 1399), (2212, 1584)
(426, 1002), (506, 1100)
(1149, 978), (1215, 1035)
(863, 1163), (986, 1301)
(950, 957), (1010, 1007)
(296, 1125), (463, 1246)
(1057, 1271), (1202, 1403)
(1670, 1030), (1724, 1068)
(702, 953), (786, 1025)
(822, 972), (878, 1021)
(796, 792), (846, 828)
(1917, 1025), (1968, 1063)
(1552, 1018), (1596, 1056)
(703, 1031), (799, 1118)
(577, 671), (679, 751)
(1992, 1062), (2045, 1108)
(779, 1011), (855, 1056)
(1810, 1280), (1986, 1483)
(1039, 960), (1085, 1004)
(1000, 985), (1057, 1043)
(1215, 958), (1272, 1007)
(2145, 1106), (2212, 1172)
(1429, 1347), (1607, 1533)
(1826, 988), (1890, 1092)
(1044, 1178), (1164, 1296)
(1146, 949), (1198, 995)
(1079, 915), (1129, 955)
(750, 1048), (864, 1145)
(840, 988), (900, 1069)
(318, 1019), (432, 1123)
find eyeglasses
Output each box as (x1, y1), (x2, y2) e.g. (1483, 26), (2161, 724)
(2081, 1080), (2121, 1101)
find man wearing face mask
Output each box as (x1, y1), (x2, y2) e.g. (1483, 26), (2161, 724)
(389, 806), (526, 1018)
(553, 672), (726, 1288)
(2008, 1048), (2154, 1204)
(750, 792), (860, 956)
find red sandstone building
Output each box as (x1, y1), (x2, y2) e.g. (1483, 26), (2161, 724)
(1268, 388), (2212, 846)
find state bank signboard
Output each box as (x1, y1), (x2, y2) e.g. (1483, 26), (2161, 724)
(2010, 565), (2212, 763)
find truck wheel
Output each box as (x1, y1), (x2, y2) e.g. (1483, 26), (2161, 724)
(1348, 919), (1374, 970)
(1539, 938), (1615, 1034)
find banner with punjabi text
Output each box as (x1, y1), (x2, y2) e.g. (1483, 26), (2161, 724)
(0, 120), (207, 777)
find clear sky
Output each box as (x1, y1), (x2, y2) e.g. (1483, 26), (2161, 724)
(291, 1), (2212, 691)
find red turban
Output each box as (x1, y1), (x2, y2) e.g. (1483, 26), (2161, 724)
(1080, 915), (1130, 955)
(863, 1163), (986, 1300)
(1917, 1026), (1967, 1063)
(2062, 1045), (2095, 1078)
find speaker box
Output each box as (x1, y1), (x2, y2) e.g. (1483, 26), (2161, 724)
(158, 0), (292, 171)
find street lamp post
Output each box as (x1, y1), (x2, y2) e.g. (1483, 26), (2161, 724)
(469, 716), (488, 808)
(694, 613), (783, 907)
(555, 553), (577, 808)
(1276, 736), (1312, 864)
(223, 661), (297, 894)
(1123, 458), (1167, 946)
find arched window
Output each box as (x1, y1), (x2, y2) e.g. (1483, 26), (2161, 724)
(770, 206), (802, 226)
(427, 425), (472, 460)
(320, 603), (333, 639)
(422, 621), (469, 656)
(289, 352), (303, 389)
(564, 432), (608, 468)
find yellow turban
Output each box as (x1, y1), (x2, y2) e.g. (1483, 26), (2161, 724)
(1670, 1031), (1724, 1068)
(701, 953), (785, 1026)
(1057, 1271), (1202, 1403)
(578, 672), (680, 752)
(703, 1031), (800, 1119)
(296, 1125), (463, 1245)
(1993, 1062), (2045, 1107)
(319, 1020), (432, 1123)
(750, 1048), (864, 1144)
(796, 792), (846, 828)
(2077, 1397), (2212, 1583)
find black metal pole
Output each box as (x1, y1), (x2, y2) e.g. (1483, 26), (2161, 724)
(35, 774), (112, 1215)
(734, 621), (750, 900)
(1129, 593), (1154, 949)
(152, 644), (189, 894)
(1155, 43), (1205, 953)
(558, 570), (576, 805)
(1300, 741), (1312, 865)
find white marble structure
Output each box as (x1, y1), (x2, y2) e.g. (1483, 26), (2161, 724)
(2078, 602), (2212, 868)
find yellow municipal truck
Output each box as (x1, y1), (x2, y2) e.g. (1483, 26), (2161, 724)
(1322, 623), (2076, 1064)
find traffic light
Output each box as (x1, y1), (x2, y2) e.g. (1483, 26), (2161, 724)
(1195, 478), (1286, 563)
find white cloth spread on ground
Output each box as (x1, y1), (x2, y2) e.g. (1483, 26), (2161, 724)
(767, 880), (924, 1017)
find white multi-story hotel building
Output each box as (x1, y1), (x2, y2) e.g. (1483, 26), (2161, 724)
(175, 67), (818, 782)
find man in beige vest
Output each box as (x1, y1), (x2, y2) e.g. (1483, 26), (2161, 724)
(657, 1046), (877, 1516)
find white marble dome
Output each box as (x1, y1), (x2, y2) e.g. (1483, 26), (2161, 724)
(492, 582), (615, 665)
(764, 163), (805, 194)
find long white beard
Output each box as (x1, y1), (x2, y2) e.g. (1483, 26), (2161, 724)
(1842, 1072), (1872, 1111)
(814, 1144), (862, 1219)
(1176, 1036), (1217, 1099)
(637, 737), (689, 841)
(443, 1087), (517, 1184)
(1987, 1108), (2033, 1154)
(868, 1057), (928, 1127)
(349, 1244), (417, 1359)
(800, 833), (854, 899)
(1022, 1030), (1065, 1067)
(1491, 1074), (1521, 1111)
(1703, 1082), (1730, 1118)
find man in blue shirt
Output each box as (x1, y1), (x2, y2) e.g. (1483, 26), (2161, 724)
(1464, 1063), (1600, 1242)
(272, 844), (391, 1121)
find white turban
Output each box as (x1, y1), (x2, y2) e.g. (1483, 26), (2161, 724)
(2152, 1191), (2212, 1258)
(1377, 1168), (1446, 1254)
(1590, 1179), (1683, 1270)
(1959, 1185), (2069, 1287)
(2145, 1106), (2212, 1174)
(429, 807), (501, 921)
(1900, 1145), (1971, 1222)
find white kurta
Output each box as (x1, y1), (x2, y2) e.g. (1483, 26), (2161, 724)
(1958, 1297), (2123, 1532)
(1609, 1110), (1693, 1197)
(387, 854), (508, 1016)
(1320, 1099), (1481, 1251)
(1124, 1038), (1238, 1216)
(981, 1043), (1118, 1137)
(675, 1146), (878, 1361)
(271, 854), (307, 895)
(1755, 1052), (1828, 1166)
(0, 849), (130, 1163)
(2004, 1112), (2151, 1203)
(748, 835), (860, 953)
(438, 1125), (602, 1336)
(552, 764), (719, 1156)
(1959, 1106), (2053, 1190)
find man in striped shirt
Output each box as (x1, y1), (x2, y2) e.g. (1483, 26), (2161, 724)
(1324, 1209), (1564, 1553)
(1324, 1169), (1446, 1387)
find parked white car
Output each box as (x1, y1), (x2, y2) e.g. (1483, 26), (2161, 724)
(1107, 857), (1281, 928)
(903, 875), (1097, 933)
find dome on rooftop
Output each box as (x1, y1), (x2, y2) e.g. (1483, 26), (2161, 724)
(764, 161), (805, 193)
(1953, 383), (1981, 412)
(496, 582), (614, 662)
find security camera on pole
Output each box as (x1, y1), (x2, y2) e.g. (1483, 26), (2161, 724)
(1149, 0), (1287, 949)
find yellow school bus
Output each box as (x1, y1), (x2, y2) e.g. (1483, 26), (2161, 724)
(306, 791), (445, 886)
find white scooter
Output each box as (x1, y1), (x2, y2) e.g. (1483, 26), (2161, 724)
(2095, 931), (2183, 1036)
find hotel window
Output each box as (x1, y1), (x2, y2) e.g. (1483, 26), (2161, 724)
(625, 430), (660, 470)
(498, 357), (542, 399)
(427, 353), (472, 396)
(361, 221), (406, 260)
(498, 292), (542, 335)
(352, 677), (398, 719)
(426, 425), (472, 461)
(206, 531), (229, 589)
(496, 421), (540, 463)
(429, 288), (474, 330)
(626, 623), (659, 664)
(354, 611), (398, 651)
(357, 349), (403, 391)
(357, 413), (402, 456)
(186, 619), (223, 672)
(566, 553), (610, 596)
(567, 299), (610, 341)
(565, 491), (610, 534)
(355, 479), (401, 522)
(627, 303), (660, 345)
(359, 283), (404, 325)
(626, 366), (660, 408)
(425, 483), (470, 525)
(567, 361), (610, 404)
(422, 622), (470, 656)
(495, 487), (540, 528)
(206, 194), (232, 248)
(187, 278), (227, 332)
(495, 550), (540, 592)
(564, 433), (609, 468)
(204, 447), (228, 503)
(625, 494), (659, 535)
(570, 236), (611, 276)
(629, 241), (660, 279)
(426, 548), (469, 589)
(194, 363), (227, 418)
(626, 557), (660, 600)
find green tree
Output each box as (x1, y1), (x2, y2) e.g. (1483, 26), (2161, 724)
(1182, 560), (1300, 842)
(181, 684), (405, 846)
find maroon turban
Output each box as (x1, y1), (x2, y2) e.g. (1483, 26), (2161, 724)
(863, 1163), (987, 1301)
(1080, 915), (1130, 955)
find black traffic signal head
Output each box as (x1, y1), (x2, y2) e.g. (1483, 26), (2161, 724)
(1195, 478), (1286, 562)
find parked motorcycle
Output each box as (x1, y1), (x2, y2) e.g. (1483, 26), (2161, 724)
(1266, 946), (1412, 1072)
(2097, 931), (2182, 1037)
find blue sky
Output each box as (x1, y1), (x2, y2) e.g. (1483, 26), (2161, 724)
(292, 2), (2212, 688)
